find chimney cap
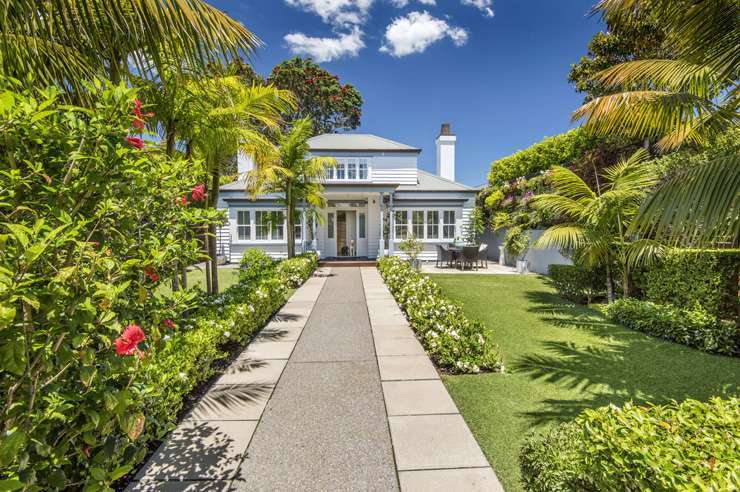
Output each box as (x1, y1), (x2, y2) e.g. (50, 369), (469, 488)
(439, 123), (454, 136)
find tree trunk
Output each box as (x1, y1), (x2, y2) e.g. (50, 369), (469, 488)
(205, 258), (212, 294)
(286, 185), (295, 258)
(622, 263), (631, 299)
(172, 272), (179, 292)
(209, 170), (220, 294)
(605, 263), (616, 303)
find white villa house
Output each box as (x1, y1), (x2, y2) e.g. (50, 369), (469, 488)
(216, 123), (478, 262)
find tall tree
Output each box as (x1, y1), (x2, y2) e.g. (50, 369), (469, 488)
(189, 77), (295, 292)
(246, 118), (336, 258)
(0, 0), (258, 92)
(267, 58), (363, 135)
(532, 149), (662, 301)
(573, 0), (739, 245)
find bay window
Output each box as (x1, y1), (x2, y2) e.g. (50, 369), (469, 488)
(392, 209), (456, 241)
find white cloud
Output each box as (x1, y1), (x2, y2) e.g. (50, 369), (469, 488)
(391, 0), (436, 7)
(461, 0), (494, 17)
(285, 0), (375, 27)
(284, 27), (365, 62)
(380, 11), (468, 57)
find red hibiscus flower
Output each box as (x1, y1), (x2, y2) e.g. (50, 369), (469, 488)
(191, 184), (207, 202)
(132, 118), (145, 130)
(176, 196), (188, 206)
(163, 319), (176, 329)
(144, 267), (159, 283)
(126, 136), (145, 149)
(114, 324), (146, 356)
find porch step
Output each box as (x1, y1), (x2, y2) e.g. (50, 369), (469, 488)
(320, 259), (377, 268)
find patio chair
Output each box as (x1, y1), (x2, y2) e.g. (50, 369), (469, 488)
(436, 244), (453, 268)
(478, 243), (489, 268)
(461, 246), (479, 271)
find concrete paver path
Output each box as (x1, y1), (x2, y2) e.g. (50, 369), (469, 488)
(131, 266), (502, 491)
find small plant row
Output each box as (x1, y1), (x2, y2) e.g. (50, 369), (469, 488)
(377, 257), (502, 373)
(604, 299), (739, 356)
(520, 397), (740, 491)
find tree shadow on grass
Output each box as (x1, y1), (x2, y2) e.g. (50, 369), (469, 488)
(512, 289), (740, 427)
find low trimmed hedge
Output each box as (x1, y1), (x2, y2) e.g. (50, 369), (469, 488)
(275, 253), (319, 288)
(377, 256), (502, 373)
(547, 264), (605, 304)
(604, 299), (739, 356)
(520, 397), (740, 491)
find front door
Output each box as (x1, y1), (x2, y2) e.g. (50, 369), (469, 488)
(336, 211), (348, 256)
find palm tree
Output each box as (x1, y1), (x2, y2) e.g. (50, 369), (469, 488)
(246, 118), (336, 258)
(573, 0), (739, 246)
(1, 0), (259, 91)
(531, 149), (662, 301)
(189, 77), (295, 292)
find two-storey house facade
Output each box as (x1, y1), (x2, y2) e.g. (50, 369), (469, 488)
(217, 124), (477, 261)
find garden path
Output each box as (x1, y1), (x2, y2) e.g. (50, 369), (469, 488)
(130, 267), (502, 491)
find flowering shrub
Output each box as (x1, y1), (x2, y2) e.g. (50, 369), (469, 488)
(239, 249), (276, 283)
(0, 80), (223, 489)
(377, 257), (502, 373)
(520, 397), (740, 491)
(604, 299), (739, 356)
(275, 253), (319, 288)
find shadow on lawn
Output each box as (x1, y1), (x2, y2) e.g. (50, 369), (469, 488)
(513, 289), (740, 427)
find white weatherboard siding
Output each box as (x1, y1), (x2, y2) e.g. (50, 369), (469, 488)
(368, 194), (381, 258)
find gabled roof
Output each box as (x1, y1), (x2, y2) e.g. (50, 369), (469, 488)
(308, 133), (420, 152)
(398, 170), (477, 192)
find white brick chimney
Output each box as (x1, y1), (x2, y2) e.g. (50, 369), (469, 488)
(435, 123), (456, 182)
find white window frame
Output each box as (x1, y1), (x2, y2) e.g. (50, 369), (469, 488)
(232, 208), (304, 244)
(236, 210), (251, 241)
(392, 208), (457, 242)
(325, 157), (372, 182)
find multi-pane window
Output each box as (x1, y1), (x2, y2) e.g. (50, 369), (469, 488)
(327, 213), (335, 238)
(336, 160), (346, 180)
(325, 158), (369, 181)
(412, 211), (425, 238)
(237, 210), (250, 241)
(293, 211), (302, 241)
(347, 158), (357, 180)
(359, 159), (369, 179)
(426, 211), (439, 239)
(359, 213), (366, 239)
(443, 210), (456, 239)
(255, 211), (284, 240)
(394, 211), (408, 239)
(271, 211), (284, 240)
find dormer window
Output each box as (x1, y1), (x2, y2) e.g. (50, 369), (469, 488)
(326, 157), (370, 181)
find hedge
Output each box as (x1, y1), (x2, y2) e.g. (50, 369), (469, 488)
(637, 248), (740, 322)
(520, 397), (740, 491)
(547, 264), (605, 304)
(377, 257), (502, 373)
(603, 299), (739, 356)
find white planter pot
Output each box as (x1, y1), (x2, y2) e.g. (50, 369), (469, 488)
(498, 246), (506, 266)
(516, 259), (528, 274)
(411, 258), (421, 270)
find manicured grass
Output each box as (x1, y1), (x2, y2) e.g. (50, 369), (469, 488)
(158, 267), (240, 295)
(432, 274), (740, 492)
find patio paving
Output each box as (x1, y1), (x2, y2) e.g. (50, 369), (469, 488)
(130, 265), (502, 491)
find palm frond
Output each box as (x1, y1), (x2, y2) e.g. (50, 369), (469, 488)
(629, 154), (740, 246)
(592, 59), (721, 98)
(622, 239), (666, 269)
(533, 224), (588, 252)
(530, 194), (588, 221)
(546, 166), (596, 201)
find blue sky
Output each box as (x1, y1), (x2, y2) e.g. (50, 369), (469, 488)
(211, 0), (604, 185)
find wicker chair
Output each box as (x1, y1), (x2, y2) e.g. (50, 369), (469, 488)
(478, 243), (489, 268)
(436, 244), (454, 268)
(461, 246), (479, 270)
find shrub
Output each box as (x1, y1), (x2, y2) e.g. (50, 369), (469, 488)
(520, 397), (740, 491)
(377, 257), (502, 373)
(239, 248), (275, 283)
(604, 299), (739, 356)
(398, 234), (423, 263)
(504, 226), (530, 261)
(275, 252), (319, 288)
(548, 264), (605, 304)
(637, 248), (740, 322)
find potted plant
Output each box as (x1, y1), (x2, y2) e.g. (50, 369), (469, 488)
(399, 234), (424, 270)
(504, 226), (530, 273)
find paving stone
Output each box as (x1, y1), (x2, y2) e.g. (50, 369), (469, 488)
(370, 313), (408, 326)
(398, 468), (504, 492)
(255, 321), (303, 342)
(372, 324), (416, 340)
(366, 299), (402, 310)
(267, 304), (311, 328)
(377, 355), (439, 381)
(288, 287), (324, 302)
(388, 414), (490, 471)
(128, 480), (233, 491)
(239, 340), (295, 360)
(213, 359), (287, 385)
(238, 360), (397, 491)
(317, 267), (366, 303)
(136, 421), (257, 480)
(185, 384), (272, 421)
(374, 337), (426, 356)
(382, 380), (459, 416)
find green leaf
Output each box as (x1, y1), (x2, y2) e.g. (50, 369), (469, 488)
(0, 305), (15, 330)
(0, 340), (26, 375)
(0, 430), (27, 467)
(0, 479), (24, 492)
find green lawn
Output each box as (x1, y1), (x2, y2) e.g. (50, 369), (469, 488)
(158, 267), (240, 295)
(433, 274), (740, 492)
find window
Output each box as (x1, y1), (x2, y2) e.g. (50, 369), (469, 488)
(237, 210), (251, 241)
(271, 211), (284, 240)
(293, 211), (302, 241)
(326, 157), (369, 181)
(359, 159), (368, 179)
(412, 211), (424, 238)
(395, 211), (408, 239)
(359, 213), (366, 239)
(347, 158), (357, 180)
(255, 210), (284, 240)
(443, 210), (456, 239)
(336, 160), (346, 180)
(328, 213), (335, 238)
(427, 211), (439, 239)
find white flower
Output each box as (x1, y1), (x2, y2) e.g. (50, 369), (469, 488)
(224, 331), (231, 338)
(163, 335), (171, 341)
(178, 372), (187, 380)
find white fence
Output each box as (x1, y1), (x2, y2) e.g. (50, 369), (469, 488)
(479, 228), (571, 274)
